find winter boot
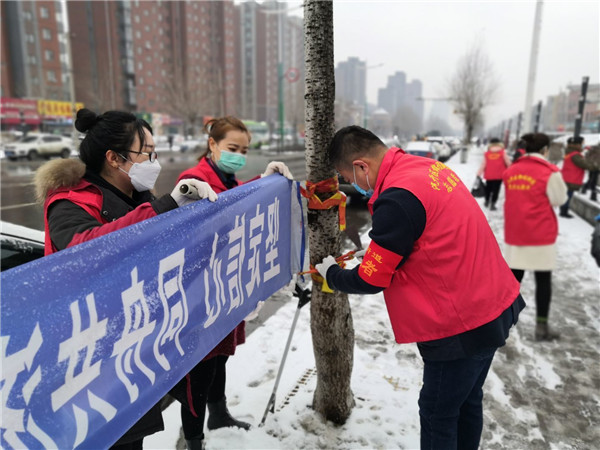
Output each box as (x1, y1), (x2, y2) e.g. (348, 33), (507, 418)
(484, 198), (490, 208)
(207, 397), (251, 431)
(185, 437), (205, 450)
(535, 321), (560, 341)
(559, 210), (573, 218)
(490, 203), (497, 211)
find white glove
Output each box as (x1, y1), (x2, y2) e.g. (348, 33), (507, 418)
(171, 179), (218, 206)
(315, 255), (337, 280)
(354, 249), (367, 260)
(244, 301), (264, 321)
(262, 161), (293, 180)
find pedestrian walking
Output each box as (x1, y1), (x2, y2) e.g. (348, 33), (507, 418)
(560, 136), (596, 218)
(502, 133), (568, 341)
(512, 139), (527, 163)
(581, 144), (600, 202)
(476, 138), (511, 210)
(316, 126), (524, 450)
(168, 116), (293, 450)
(34, 108), (218, 449)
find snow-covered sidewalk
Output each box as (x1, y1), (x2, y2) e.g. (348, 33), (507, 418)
(147, 146), (600, 450)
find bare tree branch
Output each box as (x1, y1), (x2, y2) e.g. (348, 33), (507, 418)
(449, 42), (499, 144)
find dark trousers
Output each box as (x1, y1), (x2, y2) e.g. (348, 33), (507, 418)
(560, 190), (575, 215)
(512, 269), (552, 319)
(582, 170), (599, 199)
(110, 441), (143, 450)
(169, 355), (228, 440)
(419, 347), (496, 450)
(484, 179), (502, 206)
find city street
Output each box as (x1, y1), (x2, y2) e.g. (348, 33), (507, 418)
(0, 148), (310, 231)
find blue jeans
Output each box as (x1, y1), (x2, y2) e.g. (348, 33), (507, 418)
(418, 347), (496, 450)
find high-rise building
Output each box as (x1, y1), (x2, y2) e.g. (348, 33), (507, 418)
(255, 1), (280, 125)
(406, 79), (423, 123)
(2, 0), (69, 101)
(67, 1), (136, 112)
(335, 57), (366, 106)
(237, 1), (260, 120)
(377, 71), (423, 129)
(3, 0), (302, 134)
(377, 71), (406, 116)
(67, 0), (239, 132)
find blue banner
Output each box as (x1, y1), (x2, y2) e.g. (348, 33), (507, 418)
(1, 176), (304, 449)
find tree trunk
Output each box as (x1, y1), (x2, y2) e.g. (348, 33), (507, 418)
(304, 0), (355, 424)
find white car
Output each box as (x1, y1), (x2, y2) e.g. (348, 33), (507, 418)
(425, 137), (452, 160)
(3, 133), (75, 161)
(404, 141), (438, 159)
(1, 221), (45, 270)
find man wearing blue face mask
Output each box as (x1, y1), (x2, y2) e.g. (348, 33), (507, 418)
(171, 116), (293, 450)
(316, 125), (524, 450)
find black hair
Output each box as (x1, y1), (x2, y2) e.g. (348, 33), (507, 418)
(567, 136), (584, 145)
(75, 108), (153, 174)
(520, 133), (549, 153)
(489, 137), (501, 144)
(328, 125), (386, 169)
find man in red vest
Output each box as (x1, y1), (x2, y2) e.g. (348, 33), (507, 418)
(560, 136), (596, 217)
(316, 126), (524, 450)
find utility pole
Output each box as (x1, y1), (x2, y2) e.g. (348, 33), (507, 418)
(515, 112), (522, 142)
(504, 118), (512, 148)
(533, 101), (543, 133)
(573, 76), (589, 138)
(523, 0), (543, 133)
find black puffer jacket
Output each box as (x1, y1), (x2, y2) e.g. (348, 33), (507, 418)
(35, 159), (176, 445)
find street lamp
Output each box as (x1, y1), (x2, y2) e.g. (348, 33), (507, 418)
(363, 63), (383, 128)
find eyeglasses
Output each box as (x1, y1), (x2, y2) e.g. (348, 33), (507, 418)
(129, 148), (158, 162)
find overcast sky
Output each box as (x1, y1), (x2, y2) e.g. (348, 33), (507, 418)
(289, 0), (599, 131)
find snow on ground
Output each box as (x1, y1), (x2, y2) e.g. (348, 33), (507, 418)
(147, 146), (600, 450)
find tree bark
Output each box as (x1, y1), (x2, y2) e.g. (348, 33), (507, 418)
(304, 0), (355, 424)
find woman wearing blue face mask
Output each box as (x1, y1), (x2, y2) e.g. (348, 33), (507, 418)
(169, 116), (292, 450)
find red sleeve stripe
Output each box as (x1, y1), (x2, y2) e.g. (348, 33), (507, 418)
(357, 240), (403, 288)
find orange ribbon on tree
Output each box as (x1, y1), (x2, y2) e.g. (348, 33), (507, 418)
(299, 176), (347, 231)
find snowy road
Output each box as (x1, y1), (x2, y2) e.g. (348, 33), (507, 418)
(147, 146), (600, 450)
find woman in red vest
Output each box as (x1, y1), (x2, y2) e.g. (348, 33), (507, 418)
(502, 133), (567, 340)
(35, 108), (218, 449)
(168, 116), (292, 450)
(476, 138), (511, 210)
(559, 136), (596, 217)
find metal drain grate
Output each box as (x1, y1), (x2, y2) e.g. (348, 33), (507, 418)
(276, 367), (317, 412)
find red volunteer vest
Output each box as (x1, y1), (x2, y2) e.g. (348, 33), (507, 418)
(484, 147), (508, 180)
(503, 155), (559, 246)
(177, 158), (241, 193)
(561, 151), (585, 185)
(43, 180), (105, 255)
(364, 148), (520, 343)
(177, 157), (246, 358)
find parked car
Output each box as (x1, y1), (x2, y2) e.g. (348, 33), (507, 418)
(1, 221), (45, 271)
(3, 133), (75, 161)
(425, 137), (452, 161)
(404, 141), (438, 159)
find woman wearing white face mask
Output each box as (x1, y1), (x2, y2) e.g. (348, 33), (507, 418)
(169, 116), (293, 450)
(34, 108), (218, 449)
